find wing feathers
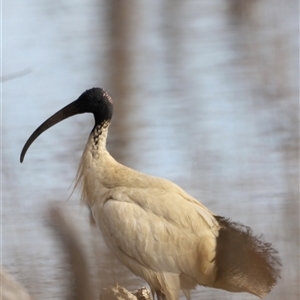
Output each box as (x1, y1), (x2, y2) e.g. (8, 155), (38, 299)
(94, 186), (218, 287)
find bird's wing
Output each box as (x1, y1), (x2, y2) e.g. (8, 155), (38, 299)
(94, 186), (219, 283)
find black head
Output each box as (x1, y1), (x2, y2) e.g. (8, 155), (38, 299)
(20, 88), (113, 162)
(77, 88), (113, 123)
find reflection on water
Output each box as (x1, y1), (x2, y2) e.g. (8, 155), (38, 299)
(2, 0), (298, 299)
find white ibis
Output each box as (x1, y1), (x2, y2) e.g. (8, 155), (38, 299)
(20, 88), (281, 300)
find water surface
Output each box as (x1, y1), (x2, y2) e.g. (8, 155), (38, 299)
(2, 0), (298, 299)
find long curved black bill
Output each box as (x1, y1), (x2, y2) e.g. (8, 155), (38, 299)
(20, 99), (84, 163)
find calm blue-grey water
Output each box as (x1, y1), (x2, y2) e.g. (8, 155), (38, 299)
(2, 0), (298, 299)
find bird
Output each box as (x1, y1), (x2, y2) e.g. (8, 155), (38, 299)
(20, 88), (281, 300)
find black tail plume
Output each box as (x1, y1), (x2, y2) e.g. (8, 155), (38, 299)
(214, 216), (281, 298)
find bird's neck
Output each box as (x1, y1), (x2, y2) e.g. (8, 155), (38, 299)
(76, 121), (117, 206)
(89, 122), (110, 156)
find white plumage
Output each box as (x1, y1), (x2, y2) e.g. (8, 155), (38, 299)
(20, 88), (281, 300)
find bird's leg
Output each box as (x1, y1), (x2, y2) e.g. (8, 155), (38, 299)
(156, 290), (167, 300)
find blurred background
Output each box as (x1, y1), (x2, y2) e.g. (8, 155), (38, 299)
(2, 0), (299, 299)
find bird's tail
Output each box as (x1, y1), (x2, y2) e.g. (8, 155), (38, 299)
(213, 216), (281, 298)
